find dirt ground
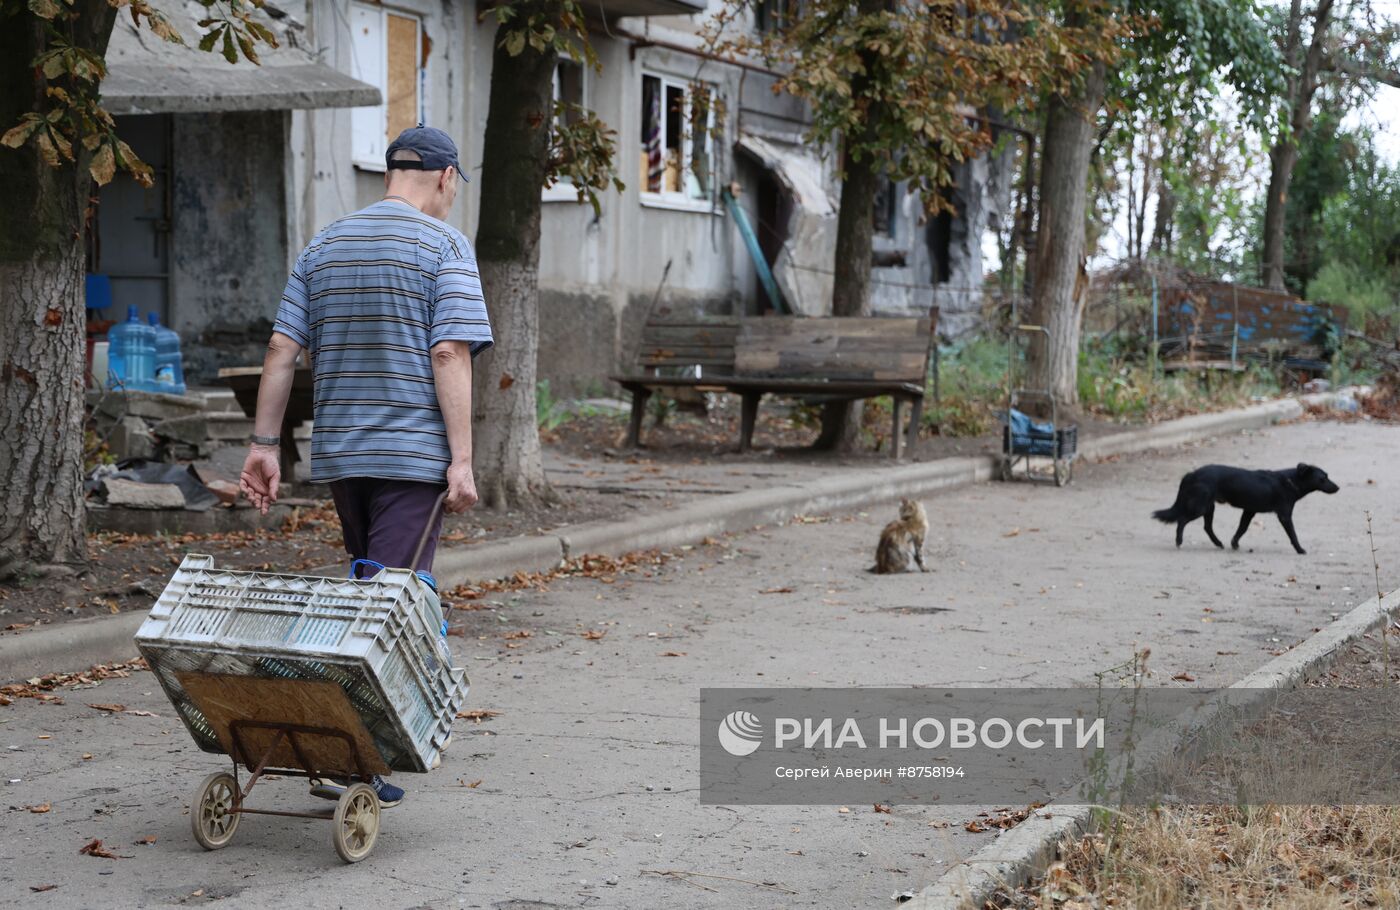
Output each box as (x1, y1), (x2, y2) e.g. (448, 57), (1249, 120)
(992, 632), (1400, 909)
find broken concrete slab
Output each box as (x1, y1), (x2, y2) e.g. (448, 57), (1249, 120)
(150, 413), (207, 447)
(86, 500), (295, 534)
(108, 416), (155, 460)
(102, 477), (185, 509)
(88, 388), (207, 422)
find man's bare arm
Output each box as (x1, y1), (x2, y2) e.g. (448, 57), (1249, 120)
(239, 333), (302, 513)
(431, 339), (479, 513)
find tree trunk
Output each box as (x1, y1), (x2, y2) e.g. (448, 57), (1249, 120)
(1261, 0), (1333, 290)
(812, 146), (880, 451)
(812, 0), (887, 452)
(0, 3), (117, 578)
(1025, 54), (1106, 409)
(471, 6), (561, 509)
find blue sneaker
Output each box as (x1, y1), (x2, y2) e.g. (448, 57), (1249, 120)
(309, 775), (403, 808)
(369, 775), (403, 808)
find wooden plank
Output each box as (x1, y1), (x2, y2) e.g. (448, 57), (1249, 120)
(177, 672), (390, 776)
(736, 317), (930, 381)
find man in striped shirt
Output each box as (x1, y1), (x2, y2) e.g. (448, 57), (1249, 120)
(238, 127), (492, 806)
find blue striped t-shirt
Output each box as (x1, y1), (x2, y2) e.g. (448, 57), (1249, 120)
(272, 199), (493, 484)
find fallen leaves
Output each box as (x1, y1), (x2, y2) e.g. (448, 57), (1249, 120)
(580, 629), (607, 641)
(873, 803), (892, 814)
(0, 660), (147, 707)
(759, 586), (795, 594)
(134, 835), (157, 846)
(455, 709), (502, 723)
(659, 651), (687, 657)
(24, 803), (51, 814)
(461, 779), (483, 789)
(29, 884), (56, 893)
(1172, 672), (1197, 683)
(446, 550), (678, 598)
(87, 704), (126, 713)
(78, 838), (128, 859)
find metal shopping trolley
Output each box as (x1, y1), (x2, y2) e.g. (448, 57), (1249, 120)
(1000, 324), (1078, 487)
(136, 494), (466, 862)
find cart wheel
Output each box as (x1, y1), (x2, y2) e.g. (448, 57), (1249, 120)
(1054, 458), (1074, 488)
(191, 771), (240, 850)
(332, 782), (380, 863)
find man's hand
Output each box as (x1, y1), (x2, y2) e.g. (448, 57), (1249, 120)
(240, 444), (282, 515)
(445, 460), (479, 513)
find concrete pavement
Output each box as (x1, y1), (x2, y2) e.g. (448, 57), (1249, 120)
(1, 419), (1395, 908)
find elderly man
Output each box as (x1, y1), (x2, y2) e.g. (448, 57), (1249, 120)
(239, 126), (491, 808)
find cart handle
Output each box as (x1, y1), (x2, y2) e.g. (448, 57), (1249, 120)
(410, 490), (450, 572)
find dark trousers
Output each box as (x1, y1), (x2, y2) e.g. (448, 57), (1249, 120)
(329, 478), (447, 575)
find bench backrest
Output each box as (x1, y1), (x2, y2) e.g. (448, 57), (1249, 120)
(734, 315), (934, 382)
(635, 317), (740, 374)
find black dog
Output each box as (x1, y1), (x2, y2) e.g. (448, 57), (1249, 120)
(1152, 463), (1339, 554)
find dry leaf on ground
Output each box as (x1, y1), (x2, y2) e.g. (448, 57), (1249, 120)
(580, 629), (606, 641)
(24, 803), (50, 814)
(659, 651), (686, 657)
(456, 709), (502, 723)
(87, 704), (125, 713)
(78, 839), (125, 859)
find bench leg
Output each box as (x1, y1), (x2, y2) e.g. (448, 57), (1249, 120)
(626, 388), (652, 448)
(905, 395), (923, 455)
(891, 397), (904, 460)
(739, 392), (761, 453)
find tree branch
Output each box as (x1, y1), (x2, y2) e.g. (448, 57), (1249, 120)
(1325, 55), (1400, 89)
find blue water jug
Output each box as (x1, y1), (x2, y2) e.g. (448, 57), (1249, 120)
(107, 305), (156, 391)
(147, 312), (186, 395)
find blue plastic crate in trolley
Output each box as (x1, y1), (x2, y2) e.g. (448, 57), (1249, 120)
(135, 555), (468, 773)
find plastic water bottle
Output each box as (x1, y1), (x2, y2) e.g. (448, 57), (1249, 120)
(107, 305), (155, 391)
(147, 312), (186, 395)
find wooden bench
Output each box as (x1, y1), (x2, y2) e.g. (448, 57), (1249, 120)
(612, 311), (936, 459)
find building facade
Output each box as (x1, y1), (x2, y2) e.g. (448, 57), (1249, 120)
(95, 0), (1005, 392)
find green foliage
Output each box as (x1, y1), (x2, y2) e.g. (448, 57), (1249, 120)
(547, 102), (625, 216)
(3, 0), (274, 187)
(535, 379), (570, 432)
(1076, 338), (1280, 421)
(484, 1), (622, 213)
(704, 0), (1126, 214)
(1307, 261), (1394, 318)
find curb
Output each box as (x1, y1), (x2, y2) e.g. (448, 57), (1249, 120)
(909, 586), (1400, 910)
(0, 612), (147, 682)
(0, 397), (1309, 680)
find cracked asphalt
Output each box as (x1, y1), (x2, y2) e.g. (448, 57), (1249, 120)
(2, 419), (1397, 909)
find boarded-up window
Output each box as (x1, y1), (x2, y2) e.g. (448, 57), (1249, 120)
(350, 4), (425, 171)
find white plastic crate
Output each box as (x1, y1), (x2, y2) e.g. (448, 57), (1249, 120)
(135, 555), (468, 773)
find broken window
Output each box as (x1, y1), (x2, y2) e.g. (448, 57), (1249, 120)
(872, 174), (897, 239)
(754, 0), (802, 34)
(544, 57), (587, 202)
(350, 3), (427, 171)
(641, 73), (718, 206)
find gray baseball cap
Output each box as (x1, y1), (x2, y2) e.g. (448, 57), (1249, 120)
(386, 125), (468, 182)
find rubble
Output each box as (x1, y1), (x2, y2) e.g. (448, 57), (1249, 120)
(102, 478), (186, 510)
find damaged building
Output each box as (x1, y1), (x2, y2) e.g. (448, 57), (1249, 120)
(91, 0), (1008, 394)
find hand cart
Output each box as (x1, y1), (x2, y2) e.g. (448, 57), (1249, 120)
(1000, 324), (1078, 487)
(139, 493), (465, 864)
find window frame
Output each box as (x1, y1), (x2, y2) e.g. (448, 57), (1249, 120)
(349, 2), (427, 173)
(639, 71), (720, 213)
(542, 55), (588, 204)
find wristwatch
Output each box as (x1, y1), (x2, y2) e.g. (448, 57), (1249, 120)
(250, 434), (282, 446)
